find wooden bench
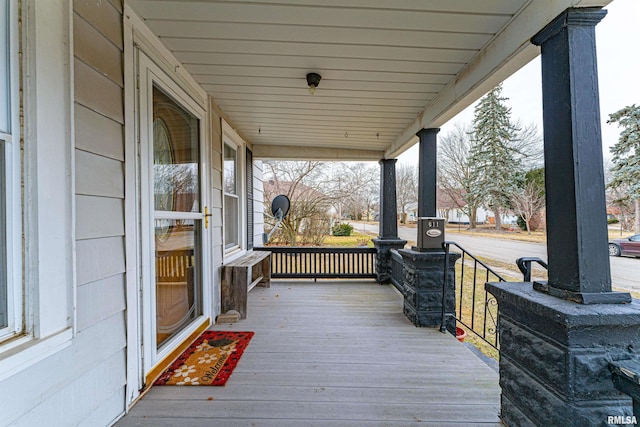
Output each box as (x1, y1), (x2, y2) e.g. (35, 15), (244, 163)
(221, 250), (271, 319)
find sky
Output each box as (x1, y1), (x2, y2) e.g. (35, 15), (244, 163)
(399, 0), (640, 164)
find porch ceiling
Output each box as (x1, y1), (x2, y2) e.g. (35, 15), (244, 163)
(129, 0), (612, 160)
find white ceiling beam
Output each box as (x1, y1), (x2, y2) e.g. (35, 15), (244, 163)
(253, 144), (384, 161)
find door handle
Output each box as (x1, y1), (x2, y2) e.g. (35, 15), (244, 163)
(204, 206), (212, 229)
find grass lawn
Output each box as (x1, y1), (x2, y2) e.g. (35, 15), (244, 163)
(322, 231), (373, 247)
(445, 223), (634, 244)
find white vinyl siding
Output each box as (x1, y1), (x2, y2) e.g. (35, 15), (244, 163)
(252, 160), (265, 248)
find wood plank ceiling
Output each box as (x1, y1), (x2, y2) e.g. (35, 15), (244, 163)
(128, 0), (607, 160)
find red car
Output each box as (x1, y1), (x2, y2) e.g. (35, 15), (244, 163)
(609, 234), (640, 258)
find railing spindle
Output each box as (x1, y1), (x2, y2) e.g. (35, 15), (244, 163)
(254, 247), (377, 280)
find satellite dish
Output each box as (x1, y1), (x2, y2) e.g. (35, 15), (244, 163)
(263, 195), (291, 244)
(271, 194), (290, 219)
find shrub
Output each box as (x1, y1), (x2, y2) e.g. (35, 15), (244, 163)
(301, 216), (331, 246)
(332, 222), (354, 236)
(608, 218), (620, 224)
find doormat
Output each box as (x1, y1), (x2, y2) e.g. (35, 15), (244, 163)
(154, 331), (254, 386)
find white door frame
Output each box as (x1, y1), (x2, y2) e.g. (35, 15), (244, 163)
(123, 6), (213, 406)
(137, 51), (212, 379)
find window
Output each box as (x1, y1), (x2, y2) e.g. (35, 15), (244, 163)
(0, 0), (15, 340)
(246, 148), (253, 250)
(221, 120), (246, 255)
(0, 0), (9, 133)
(0, 139), (7, 331)
(1, 1), (73, 373)
(224, 142), (239, 250)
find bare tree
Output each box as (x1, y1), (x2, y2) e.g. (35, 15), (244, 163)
(511, 119), (544, 168)
(511, 181), (545, 235)
(263, 161), (336, 245)
(396, 164), (417, 224)
(330, 162), (379, 221)
(438, 123), (482, 228)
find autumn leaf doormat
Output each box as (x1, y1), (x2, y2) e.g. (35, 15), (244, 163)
(154, 331), (254, 386)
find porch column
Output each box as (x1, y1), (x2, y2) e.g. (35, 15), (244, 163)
(416, 128), (439, 218)
(373, 159), (406, 283)
(487, 9), (640, 426)
(532, 7), (627, 303)
(378, 159), (399, 239)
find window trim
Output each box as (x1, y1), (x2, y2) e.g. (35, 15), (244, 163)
(0, 0), (20, 343)
(137, 50), (212, 375)
(221, 120), (246, 259)
(0, 0), (75, 379)
(0, 0), (10, 133)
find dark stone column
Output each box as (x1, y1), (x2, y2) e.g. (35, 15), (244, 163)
(400, 249), (460, 330)
(487, 282), (640, 427)
(487, 9), (640, 426)
(377, 159), (399, 239)
(373, 159), (406, 283)
(416, 128), (439, 218)
(531, 7), (629, 304)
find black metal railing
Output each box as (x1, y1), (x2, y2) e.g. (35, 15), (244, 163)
(516, 256), (548, 282)
(443, 241), (506, 350)
(254, 247), (377, 279)
(390, 249), (404, 293)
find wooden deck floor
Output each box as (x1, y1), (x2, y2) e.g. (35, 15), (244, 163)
(116, 281), (501, 426)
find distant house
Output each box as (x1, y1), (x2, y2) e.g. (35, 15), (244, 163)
(403, 190), (525, 225)
(404, 189), (490, 224)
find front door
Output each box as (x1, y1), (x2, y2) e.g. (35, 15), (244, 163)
(138, 52), (211, 381)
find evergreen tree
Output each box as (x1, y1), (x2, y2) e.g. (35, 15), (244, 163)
(469, 84), (524, 230)
(607, 104), (640, 232)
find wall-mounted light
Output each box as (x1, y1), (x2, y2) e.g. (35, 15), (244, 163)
(306, 72), (322, 95)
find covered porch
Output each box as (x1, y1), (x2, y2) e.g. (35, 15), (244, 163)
(3, 1), (639, 425)
(123, 0), (638, 424)
(116, 281), (500, 426)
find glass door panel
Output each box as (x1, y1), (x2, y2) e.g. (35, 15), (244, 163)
(152, 86), (202, 348)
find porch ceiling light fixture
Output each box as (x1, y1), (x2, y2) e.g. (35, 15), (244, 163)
(306, 72), (321, 95)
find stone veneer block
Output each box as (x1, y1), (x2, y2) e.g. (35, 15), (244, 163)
(373, 238), (406, 284)
(487, 282), (640, 427)
(399, 249), (460, 330)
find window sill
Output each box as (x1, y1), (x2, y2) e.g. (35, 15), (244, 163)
(0, 327), (73, 382)
(224, 248), (247, 263)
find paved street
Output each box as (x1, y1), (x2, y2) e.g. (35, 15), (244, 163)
(354, 222), (640, 293)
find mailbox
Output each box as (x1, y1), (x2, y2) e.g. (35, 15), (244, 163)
(417, 217), (445, 250)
